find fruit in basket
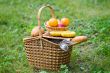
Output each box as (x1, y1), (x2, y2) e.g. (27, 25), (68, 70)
(61, 31), (76, 38)
(48, 18), (58, 27)
(58, 24), (65, 27)
(61, 18), (69, 26)
(31, 26), (45, 37)
(58, 19), (65, 27)
(71, 36), (87, 43)
(50, 31), (61, 37)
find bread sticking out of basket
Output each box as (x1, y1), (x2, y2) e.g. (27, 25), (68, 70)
(23, 4), (88, 71)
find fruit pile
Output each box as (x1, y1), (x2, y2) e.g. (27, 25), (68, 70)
(31, 17), (76, 38)
(31, 17), (87, 43)
(46, 18), (69, 27)
(44, 17), (77, 38)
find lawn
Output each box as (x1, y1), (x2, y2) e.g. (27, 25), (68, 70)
(0, 0), (110, 73)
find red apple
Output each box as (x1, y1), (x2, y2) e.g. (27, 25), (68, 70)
(58, 24), (65, 27)
(57, 19), (65, 27)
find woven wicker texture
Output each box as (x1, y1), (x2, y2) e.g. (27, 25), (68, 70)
(46, 25), (68, 31)
(23, 5), (73, 71)
(24, 37), (72, 71)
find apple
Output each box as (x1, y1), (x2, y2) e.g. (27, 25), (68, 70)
(57, 19), (65, 27)
(58, 24), (65, 27)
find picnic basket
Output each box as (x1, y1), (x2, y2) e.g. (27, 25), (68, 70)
(23, 5), (73, 71)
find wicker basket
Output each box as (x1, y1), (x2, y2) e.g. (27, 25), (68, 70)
(37, 5), (68, 31)
(45, 25), (68, 31)
(23, 5), (74, 71)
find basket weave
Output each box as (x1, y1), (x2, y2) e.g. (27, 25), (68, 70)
(23, 5), (73, 71)
(24, 37), (72, 71)
(45, 25), (68, 31)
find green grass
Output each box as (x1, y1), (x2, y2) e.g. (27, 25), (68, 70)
(0, 0), (110, 73)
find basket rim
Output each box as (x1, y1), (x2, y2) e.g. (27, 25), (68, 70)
(23, 36), (77, 46)
(23, 36), (60, 46)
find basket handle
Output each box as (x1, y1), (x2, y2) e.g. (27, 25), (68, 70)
(37, 5), (55, 37)
(37, 4), (55, 26)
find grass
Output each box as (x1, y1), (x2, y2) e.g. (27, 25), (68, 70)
(0, 0), (110, 73)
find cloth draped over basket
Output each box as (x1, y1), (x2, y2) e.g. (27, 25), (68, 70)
(23, 5), (74, 71)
